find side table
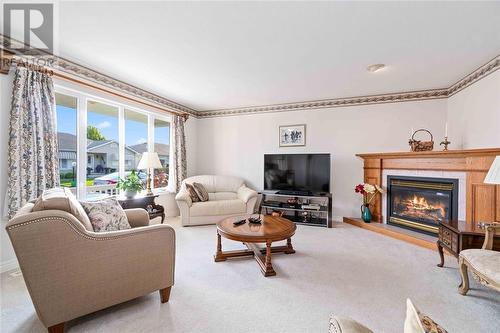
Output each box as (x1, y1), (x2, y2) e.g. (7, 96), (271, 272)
(437, 220), (500, 267)
(117, 194), (165, 224)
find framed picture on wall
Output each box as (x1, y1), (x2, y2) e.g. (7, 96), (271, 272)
(279, 124), (306, 147)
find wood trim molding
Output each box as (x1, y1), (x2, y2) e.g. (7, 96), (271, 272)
(343, 217), (440, 251)
(356, 148), (500, 159)
(1, 34), (498, 119)
(0, 49), (14, 74)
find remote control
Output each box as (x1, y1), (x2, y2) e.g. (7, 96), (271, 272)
(248, 217), (262, 224)
(233, 219), (246, 226)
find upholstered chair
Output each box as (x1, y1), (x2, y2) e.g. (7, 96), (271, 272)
(6, 189), (176, 333)
(175, 175), (258, 226)
(458, 222), (500, 295)
(329, 316), (373, 333)
(329, 299), (447, 333)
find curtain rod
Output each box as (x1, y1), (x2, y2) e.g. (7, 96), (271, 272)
(4, 51), (190, 119)
(53, 70), (189, 119)
(14, 58), (54, 76)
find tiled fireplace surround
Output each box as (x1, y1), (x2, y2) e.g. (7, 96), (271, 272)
(382, 169), (466, 224)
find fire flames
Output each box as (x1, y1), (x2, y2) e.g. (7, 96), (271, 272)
(401, 195), (446, 220)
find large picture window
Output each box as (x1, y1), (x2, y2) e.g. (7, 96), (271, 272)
(125, 109), (148, 171)
(154, 118), (170, 188)
(55, 86), (172, 199)
(124, 109), (149, 188)
(55, 93), (78, 190)
(86, 100), (120, 198)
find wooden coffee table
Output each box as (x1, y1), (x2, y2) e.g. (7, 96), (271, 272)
(214, 215), (297, 277)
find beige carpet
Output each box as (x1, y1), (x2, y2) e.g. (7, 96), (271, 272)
(1, 217), (499, 333)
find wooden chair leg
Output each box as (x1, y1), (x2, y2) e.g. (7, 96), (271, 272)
(48, 322), (65, 333)
(160, 286), (172, 303)
(458, 257), (469, 296)
(285, 237), (296, 254)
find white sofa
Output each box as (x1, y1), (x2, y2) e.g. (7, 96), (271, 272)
(175, 175), (258, 226)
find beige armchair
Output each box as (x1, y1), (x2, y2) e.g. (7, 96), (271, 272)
(176, 175), (258, 226)
(6, 200), (175, 333)
(459, 222), (500, 295)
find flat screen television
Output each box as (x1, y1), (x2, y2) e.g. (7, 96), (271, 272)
(264, 153), (331, 195)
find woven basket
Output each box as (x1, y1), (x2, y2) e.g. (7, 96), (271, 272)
(410, 129), (434, 152)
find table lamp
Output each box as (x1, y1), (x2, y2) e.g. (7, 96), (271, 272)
(484, 156), (500, 223)
(137, 152), (163, 196)
(484, 156), (500, 185)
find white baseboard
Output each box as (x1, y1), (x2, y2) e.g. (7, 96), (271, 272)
(332, 216), (343, 223)
(1, 258), (19, 273)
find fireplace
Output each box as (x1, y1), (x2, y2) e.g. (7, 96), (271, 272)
(387, 176), (458, 235)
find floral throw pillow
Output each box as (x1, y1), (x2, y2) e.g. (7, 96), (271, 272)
(80, 198), (131, 232)
(419, 314), (448, 333)
(404, 299), (448, 333)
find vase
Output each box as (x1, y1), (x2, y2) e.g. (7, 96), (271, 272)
(125, 190), (137, 198)
(360, 203), (372, 223)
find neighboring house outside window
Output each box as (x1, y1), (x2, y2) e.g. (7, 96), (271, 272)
(129, 142), (170, 188)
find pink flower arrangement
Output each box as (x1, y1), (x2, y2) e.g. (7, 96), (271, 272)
(355, 183), (384, 204)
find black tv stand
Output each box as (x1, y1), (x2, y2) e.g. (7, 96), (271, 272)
(259, 191), (332, 228)
(276, 190), (312, 196)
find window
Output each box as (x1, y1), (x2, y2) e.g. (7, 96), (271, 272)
(154, 118), (170, 188)
(55, 93), (78, 190)
(125, 109), (148, 184)
(86, 100), (120, 198)
(54, 86), (172, 199)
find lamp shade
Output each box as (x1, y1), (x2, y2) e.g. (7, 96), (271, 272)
(484, 156), (500, 184)
(137, 152), (163, 169)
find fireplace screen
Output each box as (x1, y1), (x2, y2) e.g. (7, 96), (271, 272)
(387, 176), (458, 235)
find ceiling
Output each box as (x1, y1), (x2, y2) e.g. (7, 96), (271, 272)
(51, 1), (500, 111)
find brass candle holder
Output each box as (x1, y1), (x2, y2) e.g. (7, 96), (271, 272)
(440, 137), (451, 151)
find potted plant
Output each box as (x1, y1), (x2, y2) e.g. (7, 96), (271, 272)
(355, 183), (384, 223)
(117, 170), (144, 198)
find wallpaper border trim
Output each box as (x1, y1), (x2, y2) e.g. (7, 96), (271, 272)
(198, 56), (499, 118)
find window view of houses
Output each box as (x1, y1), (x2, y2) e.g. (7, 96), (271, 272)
(56, 93), (170, 198)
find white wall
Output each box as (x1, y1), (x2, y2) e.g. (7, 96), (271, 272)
(446, 70), (500, 148)
(195, 100), (448, 220)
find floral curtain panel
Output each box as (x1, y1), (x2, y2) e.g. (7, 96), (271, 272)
(7, 67), (59, 218)
(173, 114), (187, 192)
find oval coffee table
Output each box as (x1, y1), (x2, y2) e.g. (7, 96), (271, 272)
(214, 215), (296, 277)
